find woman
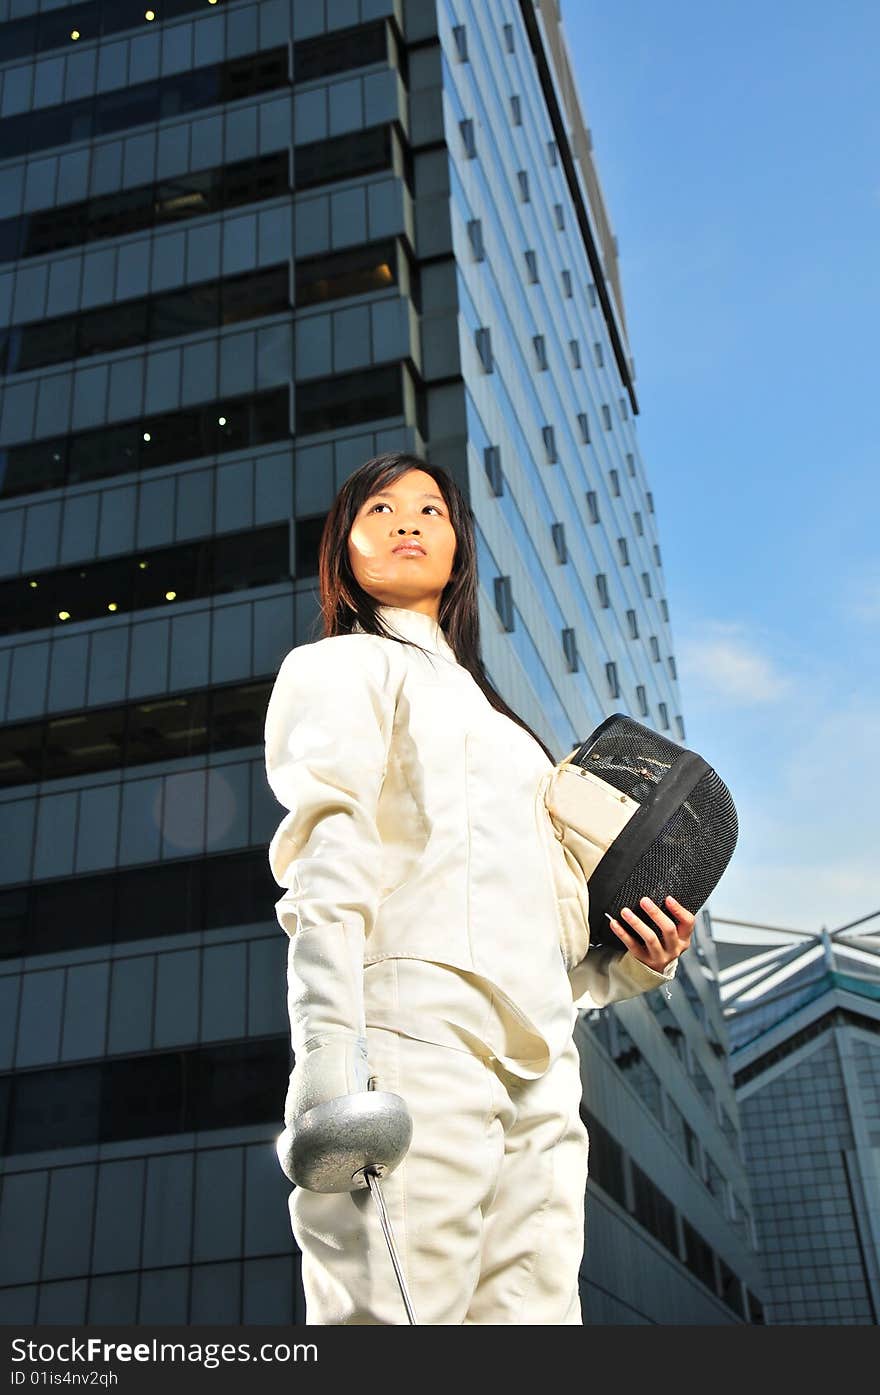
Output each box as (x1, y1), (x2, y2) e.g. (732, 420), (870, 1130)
(264, 450), (694, 1325)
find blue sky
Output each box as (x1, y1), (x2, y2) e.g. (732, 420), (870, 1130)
(561, 1), (880, 935)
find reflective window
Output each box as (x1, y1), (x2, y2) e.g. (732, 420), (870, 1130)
(631, 1162), (678, 1255)
(682, 1218), (717, 1293)
(293, 19), (387, 82)
(0, 849), (275, 960)
(1, 524), (288, 639)
(580, 1107), (626, 1208)
(295, 240), (398, 308)
(294, 364), (403, 436)
(3, 1039), (288, 1155)
(0, 47), (289, 162)
(3, 267), (288, 375)
(294, 125), (392, 191)
(0, 674), (274, 789)
(1, 388), (289, 503)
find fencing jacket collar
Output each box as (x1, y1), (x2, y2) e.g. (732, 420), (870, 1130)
(353, 604), (457, 664)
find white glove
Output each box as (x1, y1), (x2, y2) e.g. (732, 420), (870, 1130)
(282, 919), (371, 1123)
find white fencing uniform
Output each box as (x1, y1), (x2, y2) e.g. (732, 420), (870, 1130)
(264, 604), (676, 1325)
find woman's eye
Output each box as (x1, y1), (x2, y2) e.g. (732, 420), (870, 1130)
(368, 503), (442, 515)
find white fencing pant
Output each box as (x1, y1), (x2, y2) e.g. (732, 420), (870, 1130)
(289, 1024), (590, 1325)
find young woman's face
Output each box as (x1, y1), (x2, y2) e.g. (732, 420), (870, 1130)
(347, 468), (458, 616)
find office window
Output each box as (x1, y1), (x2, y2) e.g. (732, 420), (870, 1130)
(606, 661), (619, 698)
(541, 425), (557, 463)
(641, 572), (652, 599)
(494, 575), (514, 631)
(619, 396), (628, 420)
(524, 249), (539, 283)
(581, 1108), (626, 1208)
(510, 94), (522, 125)
(626, 452), (636, 477)
(646, 490), (655, 513)
(561, 269), (572, 297)
(562, 627), (578, 672)
(577, 412), (590, 444)
(1, 388), (289, 502)
(595, 573), (609, 608)
(295, 363), (403, 435)
(5, 267), (288, 376)
(553, 203), (564, 229)
(2, 1039), (288, 1155)
(294, 124), (393, 189)
(293, 19), (387, 81)
(667, 655), (677, 681)
(484, 445), (503, 497)
(631, 1163), (678, 1255)
(3, 153), (289, 266)
(1, 848), (278, 960)
(569, 339), (581, 370)
(718, 1260), (744, 1318)
(459, 118), (476, 158)
(551, 522), (567, 564)
(676, 715), (685, 741)
(601, 404), (612, 430)
(614, 1022), (663, 1122)
(660, 598), (669, 621)
(452, 23), (468, 60)
(547, 139), (559, 166)
(593, 342), (604, 368)
(633, 510), (644, 536)
(682, 1220), (717, 1294)
(626, 610), (639, 640)
(296, 239), (397, 307)
(609, 468), (620, 497)
(0, 522), (292, 638)
(587, 283), (597, 306)
(475, 326), (493, 372)
(636, 685), (648, 717)
(533, 335), (548, 371)
(585, 491), (600, 525)
(0, 47), (290, 163)
(617, 537), (630, 566)
(649, 636), (660, 662)
(467, 218), (485, 261)
(503, 22), (515, 52)
(654, 544), (663, 567)
(658, 702), (670, 730)
(517, 170), (530, 202)
(0, 674), (278, 789)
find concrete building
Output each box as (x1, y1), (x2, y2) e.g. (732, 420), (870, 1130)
(714, 913), (880, 1324)
(0, 0), (760, 1324)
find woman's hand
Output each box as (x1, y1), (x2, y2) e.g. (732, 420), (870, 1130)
(607, 894), (696, 971)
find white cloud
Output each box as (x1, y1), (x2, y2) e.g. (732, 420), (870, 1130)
(677, 621), (792, 705)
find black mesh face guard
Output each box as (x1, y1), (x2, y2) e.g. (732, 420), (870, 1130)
(568, 714), (738, 953)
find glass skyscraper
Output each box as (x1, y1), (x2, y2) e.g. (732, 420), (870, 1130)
(0, 0), (761, 1324)
(716, 918), (880, 1323)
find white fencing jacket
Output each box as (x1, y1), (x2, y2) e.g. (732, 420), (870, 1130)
(264, 604), (676, 1079)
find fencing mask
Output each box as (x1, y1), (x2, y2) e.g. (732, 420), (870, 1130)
(545, 714), (738, 954)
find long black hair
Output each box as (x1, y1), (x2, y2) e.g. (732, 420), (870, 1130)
(313, 450), (557, 766)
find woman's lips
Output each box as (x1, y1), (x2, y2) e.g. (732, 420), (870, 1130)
(392, 544), (426, 555)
